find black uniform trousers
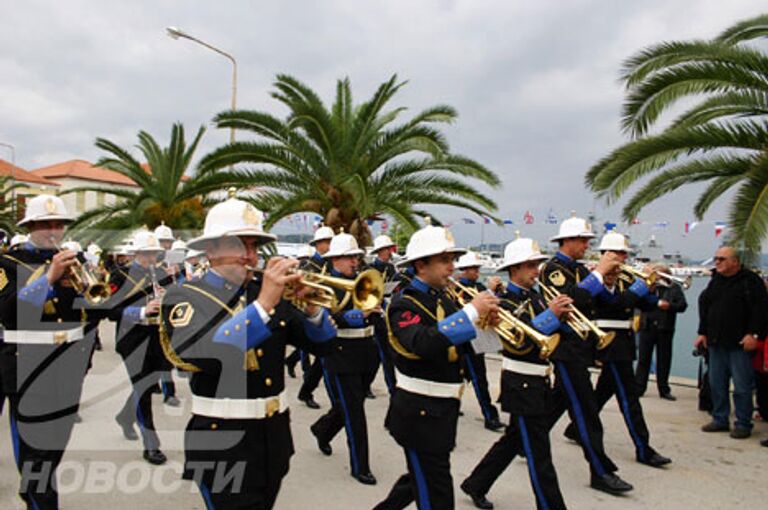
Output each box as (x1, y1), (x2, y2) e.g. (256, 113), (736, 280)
(594, 360), (653, 460)
(297, 355), (325, 401)
(463, 412), (566, 510)
(372, 314), (396, 394)
(548, 361), (617, 477)
(311, 371), (370, 476)
(635, 329), (674, 396)
(5, 338), (93, 510)
(197, 478), (281, 510)
(462, 352), (499, 424)
(116, 339), (161, 451)
(158, 356), (177, 401)
(373, 449), (453, 510)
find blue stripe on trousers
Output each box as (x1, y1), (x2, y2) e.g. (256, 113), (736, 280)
(199, 482), (216, 510)
(132, 390), (157, 450)
(608, 362), (646, 459)
(555, 361), (606, 476)
(407, 449), (432, 510)
(465, 355), (492, 422)
(321, 359), (335, 402)
(374, 340), (395, 394)
(334, 375), (360, 476)
(9, 408), (21, 467)
(518, 416), (549, 510)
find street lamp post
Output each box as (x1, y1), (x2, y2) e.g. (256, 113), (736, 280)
(166, 26), (238, 144)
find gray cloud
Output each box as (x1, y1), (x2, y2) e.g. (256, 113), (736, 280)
(0, 0), (763, 258)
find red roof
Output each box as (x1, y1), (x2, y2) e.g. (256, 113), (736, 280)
(31, 159), (190, 186)
(0, 159), (59, 186)
(31, 159), (139, 187)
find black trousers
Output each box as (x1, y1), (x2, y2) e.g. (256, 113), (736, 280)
(297, 355), (325, 401)
(596, 361), (654, 460)
(373, 449), (453, 510)
(463, 413), (566, 510)
(462, 352), (499, 423)
(311, 371), (370, 475)
(548, 361), (618, 477)
(635, 329), (674, 396)
(117, 345), (161, 451)
(197, 478), (281, 510)
(373, 317), (396, 394)
(756, 371), (768, 421)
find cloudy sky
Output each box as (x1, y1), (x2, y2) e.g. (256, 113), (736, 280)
(0, 0), (764, 258)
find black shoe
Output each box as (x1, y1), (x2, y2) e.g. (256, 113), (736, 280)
(590, 473), (633, 495)
(354, 472), (377, 485)
(299, 394), (321, 409)
(164, 396), (181, 407)
(563, 423), (580, 444)
(637, 451), (672, 468)
(115, 415), (138, 441)
(459, 410), (465, 417)
(310, 425), (332, 456)
(143, 449), (167, 465)
(660, 393), (677, 401)
(365, 390), (376, 399)
(730, 427), (751, 439)
(287, 364), (297, 379)
(74, 413), (83, 423)
(460, 480), (494, 509)
(701, 421), (729, 433)
(94, 340), (103, 351)
(484, 418), (504, 432)
(761, 438), (768, 447)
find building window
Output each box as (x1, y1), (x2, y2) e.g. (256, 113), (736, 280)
(96, 191), (105, 207)
(76, 191), (85, 212)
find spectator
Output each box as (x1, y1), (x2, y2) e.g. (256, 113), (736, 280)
(695, 246), (768, 439)
(635, 264), (688, 401)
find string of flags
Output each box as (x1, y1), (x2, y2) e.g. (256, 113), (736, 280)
(273, 211), (730, 238)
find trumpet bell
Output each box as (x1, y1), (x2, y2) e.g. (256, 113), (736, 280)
(538, 333), (560, 359)
(84, 283), (112, 305)
(596, 330), (616, 350)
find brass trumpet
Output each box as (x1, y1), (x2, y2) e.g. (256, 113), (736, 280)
(447, 278), (560, 359)
(619, 264), (657, 286)
(536, 279), (615, 350)
(52, 238), (112, 305)
(283, 268), (385, 313)
(656, 271), (692, 290)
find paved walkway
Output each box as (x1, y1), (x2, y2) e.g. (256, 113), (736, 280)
(1, 322), (766, 509)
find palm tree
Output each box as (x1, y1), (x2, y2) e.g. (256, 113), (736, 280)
(585, 13), (768, 255)
(64, 123), (243, 244)
(199, 74), (500, 246)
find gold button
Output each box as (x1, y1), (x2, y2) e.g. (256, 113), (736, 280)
(257, 349), (264, 357)
(234, 324), (241, 331)
(265, 378), (273, 386)
(210, 423), (218, 430)
(279, 320), (286, 327)
(458, 318), (464, 323)
(522, 383), (528, 388)
(245, 320), (251, 326)
(53, 297), (59, 303)
(57, 318), (63, 323)
(442, 326), (448, 330)
(224, 330), (230, 336)
(419, 410), (426, 416)
(451, 322), (456, 327)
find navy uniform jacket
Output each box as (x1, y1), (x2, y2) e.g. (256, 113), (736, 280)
(301, 253), (332, 275)
(160, 270), (335, 488)
(540, 252), (606, 365)
(497, 283), (560, 416)
(0, 244), (100, 401)
(107, 263), (173, 361)
(323, 270), (379, 374)
(594, 277), (658, 362)
(370, 258), (397, 282)
(385, 278), (478, 453)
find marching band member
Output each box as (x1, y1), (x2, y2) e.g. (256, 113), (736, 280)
(461, 237), (568, 510)
(310, 230), (379, 485)
(541, 215), (634, 495)
(159, 192), (336, 508)
(0, 194), (101, 509)
(563, 231), (671, 468)
(374, 221), (499, 509)
(367, 234), (399, 395)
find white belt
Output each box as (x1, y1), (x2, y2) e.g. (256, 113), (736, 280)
(395, 370), (464, 400)
(594, 319), (633, 330)
(502, 358), (552, 377)
(138, 316), (160, 326)
(337, 326), (375, 339)
(4, 326), (84, 345)
(191, 390), (288, 419)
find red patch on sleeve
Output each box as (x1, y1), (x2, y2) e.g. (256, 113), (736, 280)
(109, 283), (118, 294)
(398, 310), (421, 328)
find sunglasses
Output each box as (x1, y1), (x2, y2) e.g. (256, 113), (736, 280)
(713, 256), (729, 262)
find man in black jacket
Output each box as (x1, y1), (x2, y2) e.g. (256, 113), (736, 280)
(635, 264), (688, 400)
(695, 245), (768, 439)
